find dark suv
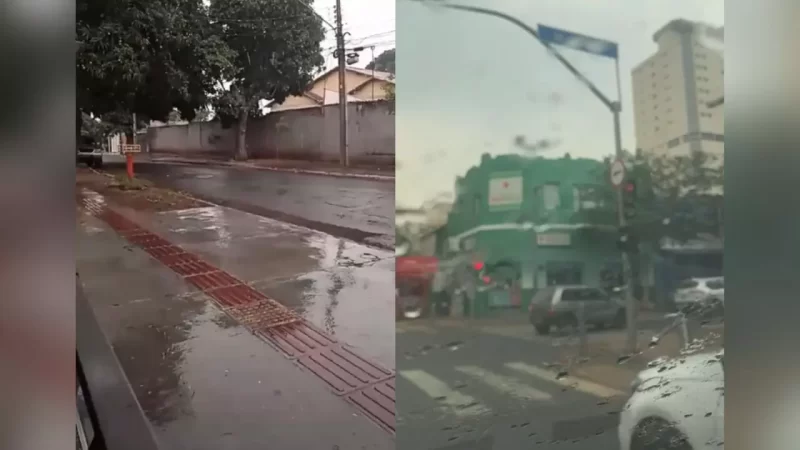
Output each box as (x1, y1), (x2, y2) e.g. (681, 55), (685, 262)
(528, 285), (626, 335)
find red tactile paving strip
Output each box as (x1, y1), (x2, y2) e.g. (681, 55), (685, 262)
(168, 259), (218, 277)
(297, 344), (393, 395)
(208, 284), (264, 309)
(347, 379), (395, 433)
(79, 190), (396, 434)
(145, 246), (186, 258)
(127, 233), (173, 249)
(225, 297), (300, 328)
(257, 321), (338, 359)
(184, 271), (241, 291)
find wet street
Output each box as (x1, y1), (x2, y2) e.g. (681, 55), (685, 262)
(131, 162), (394, 249)
(77, 210), (394, 449)
(396, 325), (627, 450)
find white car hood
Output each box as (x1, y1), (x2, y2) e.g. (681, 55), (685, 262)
(634, 351), (723, 392)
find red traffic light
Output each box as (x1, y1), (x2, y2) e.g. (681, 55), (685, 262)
(624, 182), (636, 193)
(472, 261), (485, 271)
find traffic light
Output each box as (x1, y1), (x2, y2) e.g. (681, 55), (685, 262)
(622, 180), (637, 221)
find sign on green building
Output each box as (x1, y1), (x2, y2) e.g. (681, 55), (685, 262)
(488, 171), (523, 211)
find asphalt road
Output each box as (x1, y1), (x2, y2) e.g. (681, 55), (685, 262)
(130, 162), (394, 248)
(396, 325), (628, 450)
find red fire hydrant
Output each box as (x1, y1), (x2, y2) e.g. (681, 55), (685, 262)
(126, 152), (134, 179)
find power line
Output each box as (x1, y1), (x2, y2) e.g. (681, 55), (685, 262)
(347, 29), (395, 44)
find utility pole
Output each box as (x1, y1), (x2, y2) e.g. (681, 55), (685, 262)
(334, 0), (349, 167)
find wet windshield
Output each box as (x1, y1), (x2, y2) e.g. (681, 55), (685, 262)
(396, 1), (724, 449)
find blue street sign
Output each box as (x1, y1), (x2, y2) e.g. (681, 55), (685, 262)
(537, 24), (618, 60)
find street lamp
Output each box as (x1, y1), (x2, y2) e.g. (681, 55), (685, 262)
(426, 1), (640, 353)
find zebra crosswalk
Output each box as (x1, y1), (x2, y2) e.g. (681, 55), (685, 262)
(398, 360), (626, 421)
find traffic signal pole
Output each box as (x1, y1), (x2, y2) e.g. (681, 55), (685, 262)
(613, 105), (638, 354)
(612, 58), (639, 355)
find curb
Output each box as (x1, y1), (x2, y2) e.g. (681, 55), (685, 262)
(86, 167), (218, 208)
(77, 189), (396, 434)
(148, 158), (395, 182)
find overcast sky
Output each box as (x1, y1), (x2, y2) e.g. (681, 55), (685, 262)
(396, 0), (723, 208)
(313, 0), (396, 70)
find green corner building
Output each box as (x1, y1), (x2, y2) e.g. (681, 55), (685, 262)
(434, 153), (623, 317)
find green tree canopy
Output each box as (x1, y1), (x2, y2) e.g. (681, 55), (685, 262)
(209, 0), (326, 159)
(365, 48), (395, 74)
(580, 150), (724, 245)
(77, 0), (233, 124)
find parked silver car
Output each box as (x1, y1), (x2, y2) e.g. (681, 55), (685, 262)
(527, 285), (626, 335)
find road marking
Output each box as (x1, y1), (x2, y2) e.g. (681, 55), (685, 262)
(455, 365), (553, 401)
(399, 370), (489, 417)
(504, 362), (625, 398)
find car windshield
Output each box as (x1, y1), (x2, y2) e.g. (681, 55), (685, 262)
(397, 1), (724, 449)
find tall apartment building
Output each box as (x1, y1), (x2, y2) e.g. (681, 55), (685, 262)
(631, 19), (724, 159)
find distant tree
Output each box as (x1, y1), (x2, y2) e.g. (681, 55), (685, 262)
(209, 0), (326, 160)
(167, 110), (183, 123)
(580, 150), (724, 245)
(193, 109), (215, 122)
(383, 83), (395, 114)
(366, 48), (395, 74)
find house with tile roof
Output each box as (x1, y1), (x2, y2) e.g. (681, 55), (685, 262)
(270, 66), (394, 112)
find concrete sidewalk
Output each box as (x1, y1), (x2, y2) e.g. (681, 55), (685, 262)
(102, 195), (396, 368)
(143, 154), (395, 181)
(77, 210), (394, 450)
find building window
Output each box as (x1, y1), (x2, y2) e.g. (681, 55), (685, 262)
(572, 187), (580, 212)
(668, 138), (680, 148)
(701, 112), (712, 118)
(541, 184), (560, 210)
(545, 262), (583, 286)
(573, 185), (602, 211)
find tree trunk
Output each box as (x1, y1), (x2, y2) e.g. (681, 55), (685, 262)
(234, 108), (249, 161)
